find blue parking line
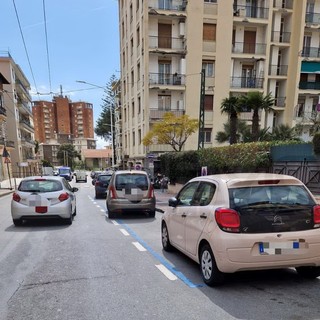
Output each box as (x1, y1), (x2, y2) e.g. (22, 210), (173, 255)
(117, 219), (204, 288)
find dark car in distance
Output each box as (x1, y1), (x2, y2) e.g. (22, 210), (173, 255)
(92, 172), (113, 199)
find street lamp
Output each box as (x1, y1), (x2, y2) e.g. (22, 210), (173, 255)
(76, 80), (115, 167)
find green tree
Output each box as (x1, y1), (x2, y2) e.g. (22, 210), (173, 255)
(269, 124), (300, 141)
(239, 91), (274, 141)
(220, 95), (241, 144)
(95, 74), (119, 148)
(143, 112), (198, 152)
(57, 144), (81, 169)
(215, 120), (250, 143)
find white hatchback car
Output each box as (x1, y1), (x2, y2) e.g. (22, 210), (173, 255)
(11, 176), (78, 226)
(161, 173), (320, 286)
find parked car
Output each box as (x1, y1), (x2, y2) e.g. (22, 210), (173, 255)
(75, 170), (87, 183)
(161, 173), (320, 286)
(106, 170), (156, 219)
(93, 172), (113, 199)
(11, 176), (78, 226)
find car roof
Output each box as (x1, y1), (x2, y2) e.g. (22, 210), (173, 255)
(189, 173), (303, 188)
(114, 170), (148, 175)
(21, 176), (66, 182)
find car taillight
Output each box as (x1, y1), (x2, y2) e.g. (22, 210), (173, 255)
(147, 184), (154, 198)
(109, 186), (118, 199)
(58, 193), (69, 202)
(12, 193), (21, 202)
(313, 205), (320, 224)
(215, 208), (240, 233)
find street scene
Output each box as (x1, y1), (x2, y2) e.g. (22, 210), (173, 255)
(1, 175), (320, 320)
(1, 0), (320, 319)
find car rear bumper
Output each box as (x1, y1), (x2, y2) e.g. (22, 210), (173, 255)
(107, 198), (156, 213)
(211, 228), (320, 273)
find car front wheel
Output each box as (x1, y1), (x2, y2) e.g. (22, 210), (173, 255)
(296, 266), (320, 279)
(161, 222), (173, 251)
(13, 219), (23, 226)
(200, 244), (224, 286)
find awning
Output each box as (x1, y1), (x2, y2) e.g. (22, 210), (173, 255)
(301, 61), (320, 73)
(0, 72), (10, 84)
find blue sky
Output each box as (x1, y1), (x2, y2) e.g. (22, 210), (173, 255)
(0, 0), (120, 148)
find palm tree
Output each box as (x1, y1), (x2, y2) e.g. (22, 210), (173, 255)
(220, 95), (241, 144)
(239, 91), (274, 142)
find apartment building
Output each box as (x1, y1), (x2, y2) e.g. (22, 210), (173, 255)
(118, 0), (320, 169)
(32, 96), (96, 166)
(0, 53), (37, 177)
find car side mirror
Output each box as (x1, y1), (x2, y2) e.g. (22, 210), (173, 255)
(168, 197), (179, 207)
(72, 187), (79, 192)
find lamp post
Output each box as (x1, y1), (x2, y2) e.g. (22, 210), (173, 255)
(76, 80), (115, 167)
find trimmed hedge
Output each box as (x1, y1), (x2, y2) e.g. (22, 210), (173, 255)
(160, 141), (303, 184)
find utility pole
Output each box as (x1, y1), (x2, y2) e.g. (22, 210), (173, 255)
(198, 69), (205, 150)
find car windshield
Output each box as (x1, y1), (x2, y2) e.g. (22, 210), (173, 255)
(229, 185), (314, 208)
(59, 169), (70, 174)
(19, 180), (63, 193)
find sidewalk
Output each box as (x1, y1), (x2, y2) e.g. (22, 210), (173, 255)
(0, 178), (22, 198)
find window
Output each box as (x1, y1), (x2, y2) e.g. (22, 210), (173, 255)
(177, 182), (200, 206)
(204, 95), (213, 111)
(203, 24), (216, 41)
(202, 61), (215, 77)
(204, 0), (217, 2)
(158, 95), (171, 111)
(204, 128), (212, 143)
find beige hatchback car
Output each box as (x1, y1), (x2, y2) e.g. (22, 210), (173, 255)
(161, 173), (320, 286)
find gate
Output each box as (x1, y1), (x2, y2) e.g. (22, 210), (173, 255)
(272, 161), (320, 195)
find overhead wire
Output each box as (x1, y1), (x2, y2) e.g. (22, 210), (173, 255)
(12, 0), (39, 96)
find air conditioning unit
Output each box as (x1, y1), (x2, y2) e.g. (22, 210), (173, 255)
(177, 100), (184, 110)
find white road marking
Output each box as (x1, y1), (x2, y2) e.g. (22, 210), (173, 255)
(155, 264), (177, 281)
(111, 220), (119, 225)
(132, 241), (147, 251)
(100, 209), (105, 212)
(120, 228), (129, 236)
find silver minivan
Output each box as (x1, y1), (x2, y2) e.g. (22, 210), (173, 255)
(106, 170), (156, 219)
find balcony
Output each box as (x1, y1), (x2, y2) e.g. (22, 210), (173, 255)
(233, 5), (269, 19)
(16, 79), (32, 100)
(231, 76), (264, 89)
(17, 99), (32, 115)
(269, 64), (288, 76)
(301, 47), (320, 58)
(148, 0), (186, 12)
(305, 12), (320, 24)
(0, 138), (15, 148)
(232, 42), (266, 55)
(149, 73), (185, 86)
(0, 106), (7, 120)
(274, 97), (286, 108)
(299, 81), (320, 90)
(149, 109), (184, 120)
(273, 0), (293, 10)
(149, 36), (185, 53)
(271, 31), (291, 43)
(19, 118), (34, 131)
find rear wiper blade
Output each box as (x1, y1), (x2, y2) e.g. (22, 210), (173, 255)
(20, 190), (41, 193)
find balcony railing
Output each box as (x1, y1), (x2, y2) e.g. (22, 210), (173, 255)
(19, 119), (34, 130)
(149, 109), (184, 120)
(231, 76), (264, 89)
(149, 73), (185, 86)
(271, 31), (291, 43)
(305, 12), (320, 24)
(148, 0), (186, 12)
(269, 64), (288, 76)
(0, 106), (7, 116)
(273, 0), (293, 10)
(149, 36), (185, 51)
(274, 97), (286, 108)
(233, 5), (269, 19)
(232, 42), (266, 55)
(299, 81), (320, 90)
(301, 47), (320, 58)
(0, 138), (15, 148)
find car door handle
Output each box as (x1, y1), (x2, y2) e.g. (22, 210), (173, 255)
(200, 213), (207, 219)
(181, 213), (187, 218)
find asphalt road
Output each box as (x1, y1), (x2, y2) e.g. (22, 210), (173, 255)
(0, 179), (320, 320)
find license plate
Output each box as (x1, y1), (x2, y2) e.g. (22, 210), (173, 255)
(259, 240), (306, 255)
(35, 206), (48, 213)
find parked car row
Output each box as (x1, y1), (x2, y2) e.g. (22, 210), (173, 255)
(10, 171), (320, 287)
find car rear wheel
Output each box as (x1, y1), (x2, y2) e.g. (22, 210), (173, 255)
(149, 211), (155, 218)
(64, 212), (73, 225)
(161, 222), (173, 251)
(200, 244), (224, 286)
(108, 211), (116, 219)
(296, 266), (320, 279)
(13, 219), (23, 226)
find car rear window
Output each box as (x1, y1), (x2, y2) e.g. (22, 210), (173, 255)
(19, 180), (63, 193)
(115, 174), (148, 190)
(98, 175), (112, 182)
(229, 185), (314, 207)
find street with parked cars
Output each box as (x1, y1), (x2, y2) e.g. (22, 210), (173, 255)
(0, 172), (320, 319)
